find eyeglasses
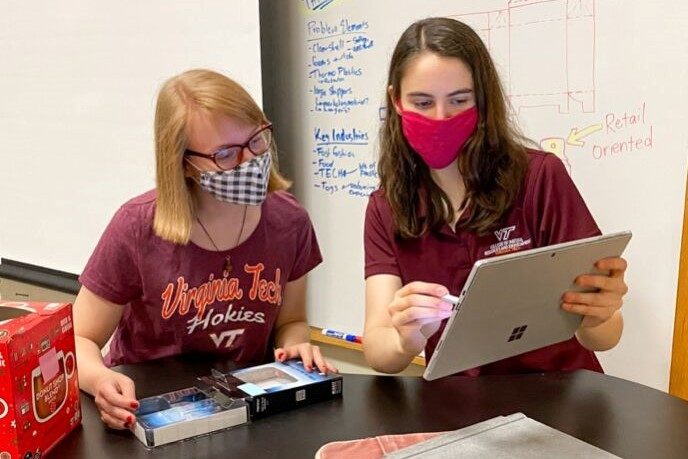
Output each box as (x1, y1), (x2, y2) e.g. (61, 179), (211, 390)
(185, 124), (273, 170)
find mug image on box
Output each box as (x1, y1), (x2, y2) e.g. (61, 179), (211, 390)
(31, 349), (76, 423)
(0, 301), (81, 459)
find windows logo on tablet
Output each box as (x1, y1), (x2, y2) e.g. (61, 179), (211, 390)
(508, 325), (528, 342)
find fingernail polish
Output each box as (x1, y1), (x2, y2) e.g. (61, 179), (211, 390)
(127, 415), (133, 424)
(130, 402), (139, 409)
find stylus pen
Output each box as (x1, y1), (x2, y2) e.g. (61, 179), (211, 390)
(442, 293), (460, 305)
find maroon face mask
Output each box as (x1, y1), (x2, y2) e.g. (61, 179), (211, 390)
(398, 106), (478, 169)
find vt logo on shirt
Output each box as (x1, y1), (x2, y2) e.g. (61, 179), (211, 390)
(494, 225), (516, 242)
(484, 225), (532, 256)
(209, 329), (245, 348)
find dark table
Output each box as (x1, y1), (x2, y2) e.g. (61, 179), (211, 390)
(54, 356), (688, 458)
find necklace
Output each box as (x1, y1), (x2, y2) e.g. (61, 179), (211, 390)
(196, 205), (248, 274)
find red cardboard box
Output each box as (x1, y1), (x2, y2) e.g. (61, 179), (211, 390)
(0, 301), (81, 458)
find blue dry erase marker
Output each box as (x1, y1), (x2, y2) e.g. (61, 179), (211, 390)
(321, 329), (362, 343)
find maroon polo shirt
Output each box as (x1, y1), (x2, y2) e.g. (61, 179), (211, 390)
(364, 151), (603, 376)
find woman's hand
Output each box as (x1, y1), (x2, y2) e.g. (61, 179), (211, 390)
(92, 369), (139, 430)
(561, 257), (628, 328)
(274, 342), (338, 374)
(388, 281), (454, 356)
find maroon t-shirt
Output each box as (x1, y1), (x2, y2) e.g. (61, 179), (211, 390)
(364, 151), (603, 375)
(80, 190), (322, 367)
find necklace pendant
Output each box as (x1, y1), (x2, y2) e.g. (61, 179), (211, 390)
(224, 255), (233, 274)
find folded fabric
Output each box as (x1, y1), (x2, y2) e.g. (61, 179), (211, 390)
(315, 413), (621, 459)
(314, 432), (445, 459)
(384, 413), (621, 458)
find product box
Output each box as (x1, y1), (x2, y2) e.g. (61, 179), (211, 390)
(0, 301), (81, 459)
(201, 360), (344, 420)
(132, 360), (343, 448)
(132, 386), (249, 448)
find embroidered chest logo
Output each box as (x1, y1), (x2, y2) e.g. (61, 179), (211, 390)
(484, 225), (532, 256)
(494, 225), (516, 242)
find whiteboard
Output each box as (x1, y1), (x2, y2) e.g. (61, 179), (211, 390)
(0, 0), (262, 274)
(260, 0), (688, 391)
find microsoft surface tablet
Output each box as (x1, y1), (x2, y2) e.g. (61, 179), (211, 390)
(423, 231), (632, 381)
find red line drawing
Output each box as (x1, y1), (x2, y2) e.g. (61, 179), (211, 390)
(451, 0), (595, 115)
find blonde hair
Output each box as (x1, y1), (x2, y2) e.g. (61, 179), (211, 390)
(153, 69), (291, 244)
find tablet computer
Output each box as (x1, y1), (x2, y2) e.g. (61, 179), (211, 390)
(423, 231), (632, 381)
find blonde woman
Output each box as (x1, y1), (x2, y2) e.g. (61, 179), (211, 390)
(74, 69), (335, 430)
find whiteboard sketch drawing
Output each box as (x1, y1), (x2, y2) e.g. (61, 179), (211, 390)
(452, 0), (595, 114)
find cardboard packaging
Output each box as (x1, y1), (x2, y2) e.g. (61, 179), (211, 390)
(133, 386), (248, 448)
(202, 360), (344, 420)
(0, 301), (81, 458)
(132, 360), (343, 448)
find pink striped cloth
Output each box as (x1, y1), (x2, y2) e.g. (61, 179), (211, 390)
(315, 432), (445, 458)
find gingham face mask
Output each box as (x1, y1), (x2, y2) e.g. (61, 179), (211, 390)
(197, 153), (271, 206)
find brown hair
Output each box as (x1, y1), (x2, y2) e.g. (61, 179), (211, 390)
(379, 17), (529, 238)
(153, 69), (290, 244)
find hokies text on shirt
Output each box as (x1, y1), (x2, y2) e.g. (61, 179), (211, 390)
(186, 304), (267, 348)
(160, 263), (283, 320)
(186, 301), (266, 331)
